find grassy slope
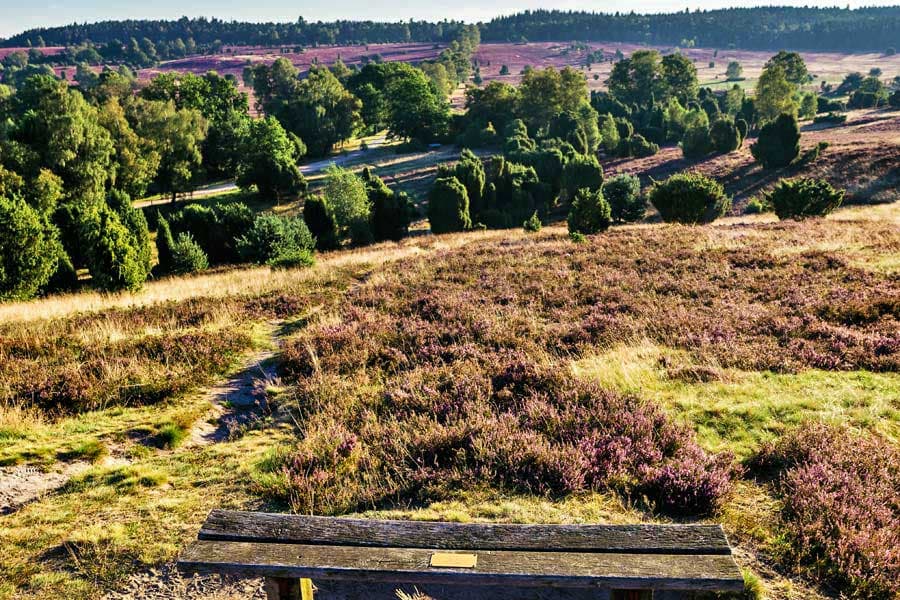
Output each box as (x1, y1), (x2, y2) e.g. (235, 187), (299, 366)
(0, 204), (897, 599)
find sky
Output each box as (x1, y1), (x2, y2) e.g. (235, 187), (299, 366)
(2, 0), (899, 39)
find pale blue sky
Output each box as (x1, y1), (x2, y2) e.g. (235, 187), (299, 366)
(2, 0), (897, 39)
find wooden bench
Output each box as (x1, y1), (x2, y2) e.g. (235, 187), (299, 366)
(178, 510), (745, 600)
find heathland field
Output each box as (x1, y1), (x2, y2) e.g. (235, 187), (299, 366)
(1, 202), (897, 599)
(2, 9), (900, 599)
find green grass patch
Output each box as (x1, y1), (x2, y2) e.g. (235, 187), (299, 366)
(56, 440), (107, 463)
(573, 343), (900, 459)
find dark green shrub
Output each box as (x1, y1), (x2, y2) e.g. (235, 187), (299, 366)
(766, 178), (844, 220)
(427, 176), (471, 234)
(890, 91), (900, 108)
(710, 117), (742, 153)
(701, 97), (721, 120)
(562, 154), (603, 195)
(603, 173), (644, 223)
(213, 202), (256, 262)
(614, 117), (634, 140)
(236, 214), (316, 267)
(813, 112), (847, 125)
(681, 124), (712, 159)
(371, 188), (415, 242)
(169, 232), (209, 274)
(796, 141), (829, 166)
(0, 196), (62, 300)
(154, 213), (176, 274)
(817, 96), (844, 113)
(627, 134), (659, 157)
(743, 198), (768, 214)
(848, 91), (879, 109)
(167, 202), (254, 264)
(567, 188), (611, 235)
(108, 190), (152, 282)
(452, 149), (486, 215)
(735, 118), (749, 140)
(523, 211), (542, 232)
(649, 172), (731, 224)
(303, 195), (340, 251)
(81, 205), (150, 292)
(751, 113), (800, 169)
(44, 252), (79, 294)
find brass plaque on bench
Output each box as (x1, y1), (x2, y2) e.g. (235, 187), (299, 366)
(429, 552), (478, 568)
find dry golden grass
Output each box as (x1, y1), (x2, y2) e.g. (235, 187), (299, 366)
(0, 228), (521, 325)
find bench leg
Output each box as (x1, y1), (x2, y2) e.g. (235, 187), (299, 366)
(265, 577), (312, 600)
(652, 592), (686, 600)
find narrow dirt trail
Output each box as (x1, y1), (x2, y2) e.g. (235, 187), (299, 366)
(106, 322), (293, 599)
(186, 348), (279, 447)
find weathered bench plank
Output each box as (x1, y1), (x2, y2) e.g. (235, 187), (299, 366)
(179, 540), (745, 592)
(198, 510), (733, 555)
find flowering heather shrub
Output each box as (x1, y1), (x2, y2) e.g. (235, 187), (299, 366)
(1, 328), (252, 413)
(753, 424), (900, 599)
(283, 225), (898, 376)
(274, 358), (734, 516)
(0, 280), (343, 414)
(272, 218), (897, 517)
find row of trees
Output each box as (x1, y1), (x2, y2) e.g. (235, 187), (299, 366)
(6, 8), (899, 53)
(482, 8), (900, 52)
(0, 36), (199, 72)
(4, 18), (475, 51)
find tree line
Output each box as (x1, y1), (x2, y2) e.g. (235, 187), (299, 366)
(482, 8), (900, 53)
(4, 8), (900, 54)
(2, 17), (472, 53)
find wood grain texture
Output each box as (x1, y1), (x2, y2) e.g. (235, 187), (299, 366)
(198, 511), (733, 555)
(177, 541), (745, 592)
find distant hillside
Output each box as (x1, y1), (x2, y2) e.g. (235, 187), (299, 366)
(5, 7), (900, 53)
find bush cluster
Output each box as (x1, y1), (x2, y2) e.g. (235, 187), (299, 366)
(649, 172), (731, 224)
(765, 178), (844, 220)
(236, 213), (316, 268)
(603, 173), (644, 223)
(751, 113), (801, 169)
(813, 112), (846, 125)
(567, 188), (611, 235)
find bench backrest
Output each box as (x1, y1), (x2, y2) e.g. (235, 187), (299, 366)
(198, 510), (733, 555)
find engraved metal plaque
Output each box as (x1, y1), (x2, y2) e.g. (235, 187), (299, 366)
(430, 552), (478, 568)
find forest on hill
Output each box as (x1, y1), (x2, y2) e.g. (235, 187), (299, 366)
(4, 7), (900, 54)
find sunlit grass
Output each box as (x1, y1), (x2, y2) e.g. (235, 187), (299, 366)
(573, 343), (900, 459)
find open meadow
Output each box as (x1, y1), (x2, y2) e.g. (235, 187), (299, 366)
(1, 200), (898, 599)
(2, 8), (900, 599)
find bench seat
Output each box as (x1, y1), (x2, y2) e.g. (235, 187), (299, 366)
(178, 510), (745, 600)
